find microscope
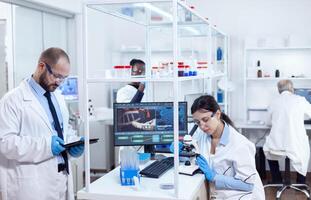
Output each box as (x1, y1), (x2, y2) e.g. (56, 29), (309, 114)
(179, 124), (201, 176)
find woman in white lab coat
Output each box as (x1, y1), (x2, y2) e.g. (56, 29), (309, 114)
(191, 95), (265, 200)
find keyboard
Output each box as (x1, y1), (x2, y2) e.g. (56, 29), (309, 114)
(140, 157), (174, 178)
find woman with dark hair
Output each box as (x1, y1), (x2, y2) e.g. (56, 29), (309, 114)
(191, 95), (264, 199)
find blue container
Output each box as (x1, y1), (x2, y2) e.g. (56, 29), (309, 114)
(217, 89), (224, 103)
(120, 168), (140, 186)
(217, 47), (223, 61)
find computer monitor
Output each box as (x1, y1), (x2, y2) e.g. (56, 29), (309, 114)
(294, 88), (311, 123)
(59, 76), (78, 101)
(113, 102), (188, 146)
(294, 88), (311, 104)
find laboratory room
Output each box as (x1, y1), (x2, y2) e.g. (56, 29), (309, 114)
(1, 0), (311, 200)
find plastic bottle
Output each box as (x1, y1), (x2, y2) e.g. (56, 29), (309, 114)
(217, 47), (223, 61)
(257, 69), (262, 78)
(125, 65), (131, 77)
(114, 65), (124, 77)
(275, 69), (280, 78)
(184, 65), (190, 76)
(151, 66), (159, 78)
(217, 89), (224, 103)
(178, 65), (184, 77)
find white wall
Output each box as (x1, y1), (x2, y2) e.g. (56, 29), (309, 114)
(26, 0), (82, 13)
(187, 0), (311, 121)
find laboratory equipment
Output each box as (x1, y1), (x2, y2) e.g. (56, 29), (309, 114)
(139, 156), (174, 178)
(179, 124), (201, 176)
(113, 102), (188, 146)
(59, 76), (78, 101)
(120, 147), (140, 186)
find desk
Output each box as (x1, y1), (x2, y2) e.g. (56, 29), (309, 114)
(77, 164), (208, 200)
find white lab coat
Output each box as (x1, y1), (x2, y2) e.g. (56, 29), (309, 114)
(116, 84), (144, 103)
(193, 125), (265, 200)
(0, 80), (74, 200)
(263, 91), (311, 175)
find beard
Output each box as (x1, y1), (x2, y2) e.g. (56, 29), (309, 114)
(39, 70), (59, 92)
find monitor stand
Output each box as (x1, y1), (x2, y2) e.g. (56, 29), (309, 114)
(144, 145), (155, 156)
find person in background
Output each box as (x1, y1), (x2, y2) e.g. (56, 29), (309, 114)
(0, 47), (84, 200)
(172, 95), (265, 199)
(263, 79), (311, 184)
(116, 59), (145, 103)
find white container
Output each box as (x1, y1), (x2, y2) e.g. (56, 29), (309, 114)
(125, 65), (131, 77)
(114, 65), (125, 77)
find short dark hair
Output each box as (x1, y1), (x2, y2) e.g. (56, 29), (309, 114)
(129, 59), (145, 66)
(39, 47), (70, 66)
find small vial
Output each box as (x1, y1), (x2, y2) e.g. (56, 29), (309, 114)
(257, 69), (262, 78)
(184, 65), (190, 76)
(152, 66), (159, 77)
(114, 65), (124, 77)
(178, 65), (184, 77)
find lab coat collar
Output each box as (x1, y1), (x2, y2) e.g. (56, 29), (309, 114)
(219, 123), (230, 145)
(28, 76), (46, 97)
(281, 91), (292, 95)
(20, 79), (53, 132)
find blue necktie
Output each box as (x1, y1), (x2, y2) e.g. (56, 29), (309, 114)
(44, 91), (69, 174)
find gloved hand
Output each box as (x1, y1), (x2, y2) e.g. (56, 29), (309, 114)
(51, 136), (65, 156)
(196, 154), (216, 181)
(68, 137), (85, 157)
(169, 141), (183, 153)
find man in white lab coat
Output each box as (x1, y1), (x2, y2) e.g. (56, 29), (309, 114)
(0, 47), (84, 200)
(116, 59), (145, 103)
(263, 79), (311, 184)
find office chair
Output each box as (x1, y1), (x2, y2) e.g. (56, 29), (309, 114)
(264, 157), (311, 200)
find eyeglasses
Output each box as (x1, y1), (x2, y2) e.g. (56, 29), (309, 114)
(193, 112), (215, 126)
(44, 62), (68, 82)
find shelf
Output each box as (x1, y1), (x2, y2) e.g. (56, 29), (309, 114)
(87, 73), (226, 83)
(246, 77), (311, 81)
(118, 49), (199, 54)
(245, 47), (311, 51)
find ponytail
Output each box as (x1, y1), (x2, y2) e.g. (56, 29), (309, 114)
(220, 112), (237, 130)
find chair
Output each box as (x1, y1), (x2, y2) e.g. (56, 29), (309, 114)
(264, 157), (311, 200)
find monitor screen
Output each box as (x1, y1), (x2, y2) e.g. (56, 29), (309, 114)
(113, 102), (188, 146)
(294, 88), (311, 104)
(59, 77), (78, 101)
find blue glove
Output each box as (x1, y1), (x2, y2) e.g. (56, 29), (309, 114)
(196, 154), (216, 181)
(51, 136), (65, 156)
(68, 137), (85, 157)
(169, 141), (183, 153)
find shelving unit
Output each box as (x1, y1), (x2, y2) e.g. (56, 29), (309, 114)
(79, 1), (229, 199)
(243, 44), (311, 121)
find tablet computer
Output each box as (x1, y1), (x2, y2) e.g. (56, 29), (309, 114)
(63, 138), (99, 149)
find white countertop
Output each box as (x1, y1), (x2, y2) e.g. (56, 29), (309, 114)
(77, 163), (206, 200)
(235, 121), (311, 130)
